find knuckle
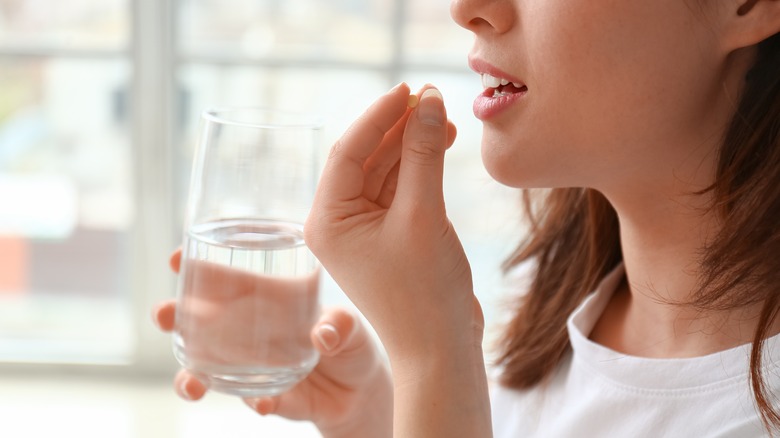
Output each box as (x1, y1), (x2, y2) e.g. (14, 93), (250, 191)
(404, 140), (443, 166)
(328, 139), (346, 160)
(302, 223), (323, 251)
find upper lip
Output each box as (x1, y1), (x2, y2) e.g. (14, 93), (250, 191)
(468, 57), (526, 87)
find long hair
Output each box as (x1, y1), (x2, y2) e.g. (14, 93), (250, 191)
(497, 31), (780, 432)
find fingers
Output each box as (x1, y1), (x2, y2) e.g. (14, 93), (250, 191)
(446, 120), (458, 150)
(375, 161), (400, 209)
(152, 299), (177, 332)
(164, 250), (206, 402)
(174, 369), (208, 401)
(311, 307), (360, 357)
(164, 250), (206, 403)
(170, 248), (182, 274)
(307, 307), (383, 391)
(244, 396), (279, 416)
(316, 83), (411, 206)
(156, 249), (181, 331)
(373, 118), (456, 209)
(243, 308), (379, 420)
(394, 86), (450, 215)
(361, 106), (413, 202)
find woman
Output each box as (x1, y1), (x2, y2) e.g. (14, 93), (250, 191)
(154, 0), (780, 435)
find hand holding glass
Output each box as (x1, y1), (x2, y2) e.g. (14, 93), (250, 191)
(173, 108), (322, 397)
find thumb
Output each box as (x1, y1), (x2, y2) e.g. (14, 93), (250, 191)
(311, 307), (362, 358)
(395, 86), (448, 213)
(310, 308), (382, 386)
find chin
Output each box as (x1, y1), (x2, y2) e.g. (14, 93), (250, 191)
(480, 129), (591, 189)
(481, 150), (541, 189)
(480, 136), (549, 189)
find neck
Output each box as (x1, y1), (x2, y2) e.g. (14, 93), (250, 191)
(591, 185), (775, 358)
(586, 48), (778, 358)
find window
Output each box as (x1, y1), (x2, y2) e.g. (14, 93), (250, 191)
(0, 0), (518, 375)
(0, 0), (135, 364)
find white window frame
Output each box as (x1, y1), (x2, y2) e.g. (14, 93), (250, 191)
(0, 0), (511, 378)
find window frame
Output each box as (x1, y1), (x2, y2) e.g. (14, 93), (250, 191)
(0, 0), (510, 379)
(0, 0), (177, 377)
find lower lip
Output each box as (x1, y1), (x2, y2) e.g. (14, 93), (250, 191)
(472, 89), (527, 120)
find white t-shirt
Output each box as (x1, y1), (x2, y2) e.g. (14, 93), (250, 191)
(491, 264), (780, 437)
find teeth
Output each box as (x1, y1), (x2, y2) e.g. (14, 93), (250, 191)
(481, 73), (502, 89)
(481, 73), (524, 90)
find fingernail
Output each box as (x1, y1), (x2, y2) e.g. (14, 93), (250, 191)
(246, 397), (274, 415)
(315, 323), (340, 352)
(243, 398), (260, 411)
(257, 398), (275, 415)
(179, 379), (193, 401)
(389, 82), (406, 93)
(417, 88), (444, 126)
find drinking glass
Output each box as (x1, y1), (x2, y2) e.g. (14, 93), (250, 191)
(173, 108), (322, 397)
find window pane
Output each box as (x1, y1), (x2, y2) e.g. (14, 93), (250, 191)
(0, 58), (134, 363)
(178, 0), (395, 63)
(0, 0), (129, 50)
(404, 0), (471, 65)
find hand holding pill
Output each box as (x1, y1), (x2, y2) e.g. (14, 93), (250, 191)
(305, 82), (477, 362)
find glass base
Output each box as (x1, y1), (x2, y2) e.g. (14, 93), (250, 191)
(173, 341), (320, 398)
(205, 366), (315, 397)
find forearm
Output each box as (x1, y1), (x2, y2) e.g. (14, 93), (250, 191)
(390, 344), (492, 438)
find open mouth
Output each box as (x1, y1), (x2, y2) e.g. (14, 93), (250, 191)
(481, 73), (528, 97)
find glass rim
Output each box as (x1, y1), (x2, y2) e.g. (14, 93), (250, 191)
(202, 107), (324, 130)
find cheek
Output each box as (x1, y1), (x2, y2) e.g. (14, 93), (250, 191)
(519, 4), (714, 182)
(480, 1), (719, 191)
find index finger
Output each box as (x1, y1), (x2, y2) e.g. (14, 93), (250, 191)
(152, 299), (177, 332)
(317, 83), (411, 203)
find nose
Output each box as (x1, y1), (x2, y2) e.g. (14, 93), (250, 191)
(450, 0), (515, 35)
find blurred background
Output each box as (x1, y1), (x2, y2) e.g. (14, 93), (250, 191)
(0, 0), (521, 436)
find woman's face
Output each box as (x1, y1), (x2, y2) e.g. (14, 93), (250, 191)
(451, 0), (742, 195)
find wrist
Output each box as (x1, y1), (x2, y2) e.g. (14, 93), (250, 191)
(382, 298), (485, 363)
(389, 339), (487, 389)
(389, 344), (492, 438)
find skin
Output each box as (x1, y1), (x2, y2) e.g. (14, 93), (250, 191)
(154, 88), (458, 437)
(155, 0), (780, 436)
(451, 0), (780, 359)
(174, 259), (320, 366)
(305, 85), (491, 437)
(153, 250), (393, 437)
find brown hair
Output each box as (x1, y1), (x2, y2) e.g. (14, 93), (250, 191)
(497, 27), (780, 434)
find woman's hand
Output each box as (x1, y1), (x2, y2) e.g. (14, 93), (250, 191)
(304, 83), (480, 358)
(153, 250), (392, 438)
(304, 83), (491, 437)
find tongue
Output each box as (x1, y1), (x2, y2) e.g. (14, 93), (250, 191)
(498, 83), (527, 93)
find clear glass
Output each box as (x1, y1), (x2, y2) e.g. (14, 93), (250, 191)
(0, 58), (134, 363)
(173, 64), (388, 233)
(173, 108), (323, 396)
